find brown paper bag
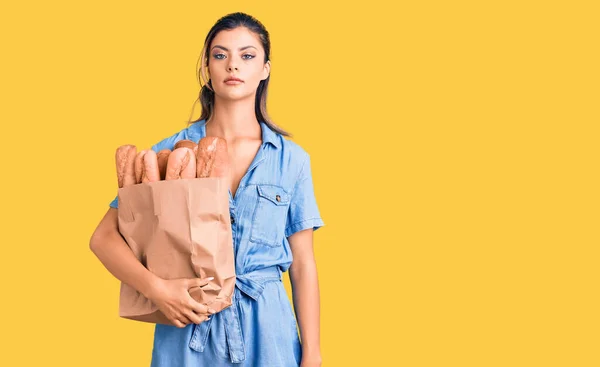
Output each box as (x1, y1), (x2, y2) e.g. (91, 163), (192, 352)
(116, 177), (236, 325)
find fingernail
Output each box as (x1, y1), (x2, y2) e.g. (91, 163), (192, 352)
(209, 308), (216, 314)
(207, 277), (214, 280)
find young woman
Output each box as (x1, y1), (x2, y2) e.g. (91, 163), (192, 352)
(90, 12), (325, 367)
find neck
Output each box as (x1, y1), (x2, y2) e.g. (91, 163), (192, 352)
(206, 95), (260, 141)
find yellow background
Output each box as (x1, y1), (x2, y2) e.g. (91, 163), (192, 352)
(1, 1), (598, 366)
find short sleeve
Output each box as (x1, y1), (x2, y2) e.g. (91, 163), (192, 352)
(108, 128), (190, 209)
(285, 154), (325, 237)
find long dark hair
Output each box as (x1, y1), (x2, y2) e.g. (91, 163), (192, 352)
(186, 12), (291, 137)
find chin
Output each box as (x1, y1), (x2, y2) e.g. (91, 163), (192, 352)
(216, 89), (254, 101)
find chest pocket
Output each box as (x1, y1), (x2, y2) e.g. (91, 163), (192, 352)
(250, 185), (291, 247)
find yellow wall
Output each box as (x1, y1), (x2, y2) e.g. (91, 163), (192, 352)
(1, 1), (598, 366)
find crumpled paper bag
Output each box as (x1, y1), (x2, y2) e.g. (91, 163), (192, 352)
(116, 177), (235, 325)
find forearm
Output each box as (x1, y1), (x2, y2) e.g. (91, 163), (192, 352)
(290, 259), (321, 356)
(90, 229), (160, 299)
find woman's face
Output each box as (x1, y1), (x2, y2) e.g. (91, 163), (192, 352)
(207, 27), (270, 101)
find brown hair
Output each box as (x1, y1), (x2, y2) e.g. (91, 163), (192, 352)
(186, 12), (291, 137)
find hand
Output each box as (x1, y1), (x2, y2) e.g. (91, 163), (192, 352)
(147, 276), (217, 328)
(301, 355), (322, 367)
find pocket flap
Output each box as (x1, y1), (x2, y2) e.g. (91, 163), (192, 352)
(257, 185), (290, 205)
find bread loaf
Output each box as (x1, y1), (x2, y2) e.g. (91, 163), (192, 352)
(165, 147), (196, 180)
(174, 139), (198, 154)
(115, 145), (137, 188)
(156, 149), (171, 180)
(117, 136), (227, 185)
(142, 150), (160, 183)
(196, 137), (229, 178)
(134, 150), (148, 184)
(211, 138), (230, 178)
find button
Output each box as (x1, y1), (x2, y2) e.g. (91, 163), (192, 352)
(230, 215), (235, 224)
(275, 195), (281, 202)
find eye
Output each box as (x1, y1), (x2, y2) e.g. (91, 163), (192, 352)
(213, 53), (225, 59)
(242, 54), (255, 60)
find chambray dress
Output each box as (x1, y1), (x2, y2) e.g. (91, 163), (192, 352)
(109, 120), (325, 366)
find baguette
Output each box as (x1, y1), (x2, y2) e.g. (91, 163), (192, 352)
(142, 149), (160, 183)
(196, 137), (229, 178)
(165, 147), (196, 180)
(211, 138), (229, 178)
(134, 150), (148, 184)
(156, 149), (171, 180)
(115, 145), (137, 188)
(174, 139), (198, 154)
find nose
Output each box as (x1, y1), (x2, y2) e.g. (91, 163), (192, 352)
(227, 65), (238, 72)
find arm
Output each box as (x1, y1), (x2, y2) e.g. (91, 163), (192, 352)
(89, 207), (161, 299)
(285, 153), (325, 366)
(90, 207), (214, 327)
(289, 228), (322, 366)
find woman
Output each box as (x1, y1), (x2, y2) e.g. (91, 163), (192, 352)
(90, 12), (325, 367)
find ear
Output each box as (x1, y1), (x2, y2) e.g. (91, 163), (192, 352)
(262, 60), (271, 81)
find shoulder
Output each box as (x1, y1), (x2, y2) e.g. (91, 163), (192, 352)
(186, 120), (205, 141)
(150, 121), (204, 151)
(280, 136), (309, 161)
(273, 134), (311, 178)
(273, 138), (316, 194)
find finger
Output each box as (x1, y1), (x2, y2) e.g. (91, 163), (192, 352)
(187, 298), (217, 315)
(188, 277), (214, 290)
(183, 309), (209, 325)
(175, 313), (192, 327)
(173, 319), (185, 328)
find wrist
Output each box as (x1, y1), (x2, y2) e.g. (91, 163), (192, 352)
(302, 345), (322, 358)
(141, 273), (163, 300)
(301, 352), (322, 365)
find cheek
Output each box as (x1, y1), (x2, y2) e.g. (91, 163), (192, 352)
(207, 65), (218, 80)
(248, 69), (267, 86)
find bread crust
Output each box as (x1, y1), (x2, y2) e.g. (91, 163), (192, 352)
(116, 144), (137, 188)
(166, 147), (196, 180)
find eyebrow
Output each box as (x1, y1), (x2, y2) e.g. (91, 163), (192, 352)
(211, 45), (257, 52)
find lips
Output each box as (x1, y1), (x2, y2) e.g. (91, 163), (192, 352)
(224, 77), (243, 83)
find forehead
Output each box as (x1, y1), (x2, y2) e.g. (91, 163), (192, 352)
(211, 27), (261, 49)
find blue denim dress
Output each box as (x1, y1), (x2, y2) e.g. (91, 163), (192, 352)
(109, 120), (325, 366)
